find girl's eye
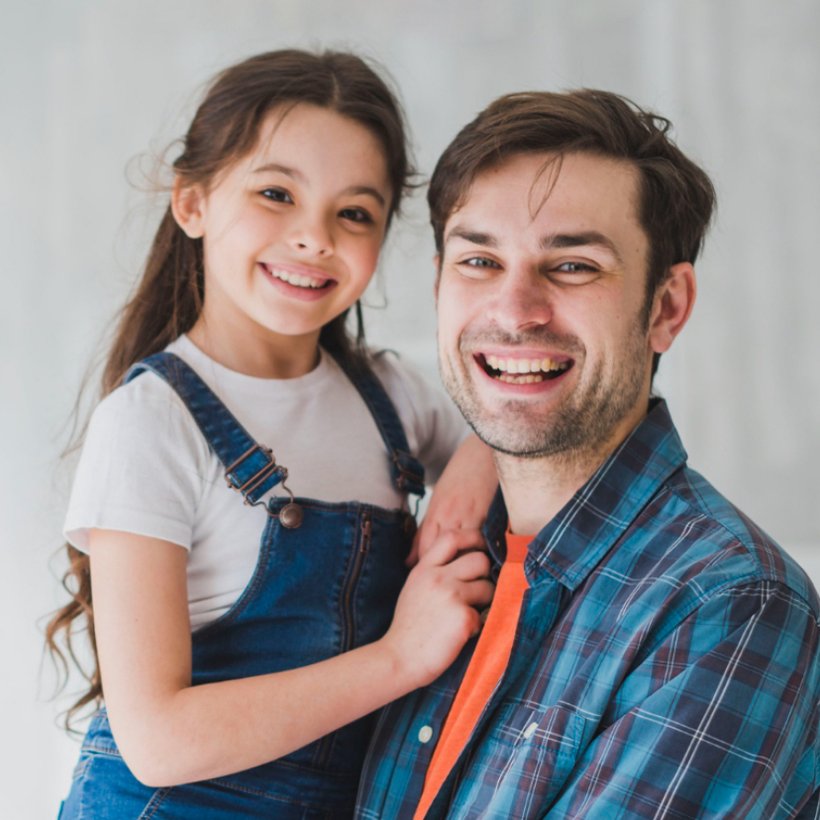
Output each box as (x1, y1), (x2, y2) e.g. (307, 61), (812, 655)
(339, 207), (373, 224)
(260, 187), (293, 204)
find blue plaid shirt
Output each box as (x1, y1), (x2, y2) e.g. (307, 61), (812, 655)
(357, 400), (820, 818)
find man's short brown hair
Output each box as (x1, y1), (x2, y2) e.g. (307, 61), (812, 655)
(429, 89), (716, 328)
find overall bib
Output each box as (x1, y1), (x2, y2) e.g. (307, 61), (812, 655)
(60, 352), (424, 819)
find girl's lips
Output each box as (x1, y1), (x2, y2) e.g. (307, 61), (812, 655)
(258, 262), (339, 301)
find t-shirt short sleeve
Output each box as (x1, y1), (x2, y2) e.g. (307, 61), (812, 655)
(63, 373), (210, 552)
(372, 352), (469, 485)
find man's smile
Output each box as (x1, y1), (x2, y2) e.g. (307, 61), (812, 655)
(477, 353), (573, 384)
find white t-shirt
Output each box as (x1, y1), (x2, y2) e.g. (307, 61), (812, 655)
(64, 335), (466, 628)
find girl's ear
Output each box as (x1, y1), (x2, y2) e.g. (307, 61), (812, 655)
(648, 262), (696, 354)
(171, 178), (206, 239)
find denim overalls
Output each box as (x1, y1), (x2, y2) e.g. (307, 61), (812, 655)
(60, 352), (424, 819)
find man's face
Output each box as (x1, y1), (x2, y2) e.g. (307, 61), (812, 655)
(437, 151), (657, 463)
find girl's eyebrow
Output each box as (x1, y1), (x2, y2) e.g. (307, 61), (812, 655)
(250, 163), (386, 206)
(251, 162), (303, 179)
(344, 186), (386, 206)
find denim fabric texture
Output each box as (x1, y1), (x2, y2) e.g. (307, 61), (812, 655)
(60, 352), (422, 818)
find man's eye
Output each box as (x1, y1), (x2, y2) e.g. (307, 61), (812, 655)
(454, 256), (501, 279)
(462, 257), (499, 268)
(548, 261), (601, 283)
(260, 188), (293, 203)
(340, 207), (373, 224)
(555, 261), (597, 273)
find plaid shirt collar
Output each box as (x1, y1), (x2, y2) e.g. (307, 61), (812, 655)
(483, 398), (687, 591)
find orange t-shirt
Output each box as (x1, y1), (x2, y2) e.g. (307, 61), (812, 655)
(414, 532), (532, 819)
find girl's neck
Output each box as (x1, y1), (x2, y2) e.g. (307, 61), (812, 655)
(187, 317), (321, 379)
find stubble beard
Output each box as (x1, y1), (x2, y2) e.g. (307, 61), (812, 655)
(440, 324), (649, 464)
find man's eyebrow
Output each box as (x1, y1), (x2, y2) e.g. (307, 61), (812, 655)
(249, 164), (385, 207)
(541, 231), (623, 263)
(444, 227), (498, 248)
(444, 227), (623, 262)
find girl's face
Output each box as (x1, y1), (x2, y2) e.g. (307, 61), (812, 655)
(173, 103), (392, 377)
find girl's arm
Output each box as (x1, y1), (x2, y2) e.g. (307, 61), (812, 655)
(90, 526), (492, 787)
(413, 434), (498, 562)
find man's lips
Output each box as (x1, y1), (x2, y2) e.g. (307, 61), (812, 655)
(474, 352), (573, 384)
(258, 262), (337, 291)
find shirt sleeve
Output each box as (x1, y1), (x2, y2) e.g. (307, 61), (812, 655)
(547, 580), (820, 818)
(372, 352), (469, 484)
(63, 374), (210, 552)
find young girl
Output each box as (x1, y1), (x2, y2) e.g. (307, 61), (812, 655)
(47, 49), (495, 818)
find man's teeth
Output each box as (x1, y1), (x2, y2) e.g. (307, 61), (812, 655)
(484, 354), (570, 383)
(270, 268), (327, 289)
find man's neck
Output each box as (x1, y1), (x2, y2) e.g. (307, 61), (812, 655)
(494, 450), (601, 536)
(495, 415), (648, 536)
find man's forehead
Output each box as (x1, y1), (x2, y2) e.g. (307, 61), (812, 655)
(444, 150), (642, 241)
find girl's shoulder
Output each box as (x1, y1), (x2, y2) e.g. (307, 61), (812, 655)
(93, 367), (192, 432)
(87, 348), (210, 463)
(66, 354), (212, 553)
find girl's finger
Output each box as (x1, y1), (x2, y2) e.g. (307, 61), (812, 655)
(421, 528), (486, 567)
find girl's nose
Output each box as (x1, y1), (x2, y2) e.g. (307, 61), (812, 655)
(485, 268), (553, 332)
(289, 213), (334, 257)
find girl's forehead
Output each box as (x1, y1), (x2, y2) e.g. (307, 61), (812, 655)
(254, 104), (384, 160)
(202, 103), (391, 208)
(229, 104), (391, 189)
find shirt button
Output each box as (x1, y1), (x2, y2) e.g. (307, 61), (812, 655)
(523, 721), (538, 739)
(418, 725), (434, 744)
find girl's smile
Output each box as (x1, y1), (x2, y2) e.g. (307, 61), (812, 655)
(259, 261), (339, 301)
(172, 103), (391, 378)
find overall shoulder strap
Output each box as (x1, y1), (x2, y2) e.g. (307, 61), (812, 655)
(332, 352), (426, 499)
(125, 352), (287, 505)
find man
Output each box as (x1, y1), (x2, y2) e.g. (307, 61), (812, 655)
(357, 90), (820, 818)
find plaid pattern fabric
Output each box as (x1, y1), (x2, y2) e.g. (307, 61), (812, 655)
(356, 400), (820, 818)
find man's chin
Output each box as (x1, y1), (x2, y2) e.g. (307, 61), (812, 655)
(464, 415), (566, 459)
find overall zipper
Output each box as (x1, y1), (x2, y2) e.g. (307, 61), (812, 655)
(341, 512), (372, 653)
(313, 512), (372, 768)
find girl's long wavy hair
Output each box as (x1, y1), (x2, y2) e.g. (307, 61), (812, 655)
(45, 48), (414, 730)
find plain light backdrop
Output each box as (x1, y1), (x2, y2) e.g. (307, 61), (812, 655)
(3, 1), (818, 815)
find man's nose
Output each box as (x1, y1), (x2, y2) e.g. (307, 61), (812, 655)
(485, 267), (553, 331)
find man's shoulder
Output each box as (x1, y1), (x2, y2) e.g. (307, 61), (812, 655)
(630, 462), (820, 619)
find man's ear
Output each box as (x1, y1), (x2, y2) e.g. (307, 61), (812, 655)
(433, 254), (441, 300)
(648, 262), (696, 354)
(171, 177), (206, 239)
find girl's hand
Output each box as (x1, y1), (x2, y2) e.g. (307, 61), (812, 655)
(382, 527), (494, 689)
(90, 527), (490, 786)
(411, 435), (498, 565)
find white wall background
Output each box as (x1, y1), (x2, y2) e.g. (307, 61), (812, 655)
(3, 1), (818, 815)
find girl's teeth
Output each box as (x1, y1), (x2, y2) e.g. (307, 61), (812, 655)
(271, 268), (325, 288)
